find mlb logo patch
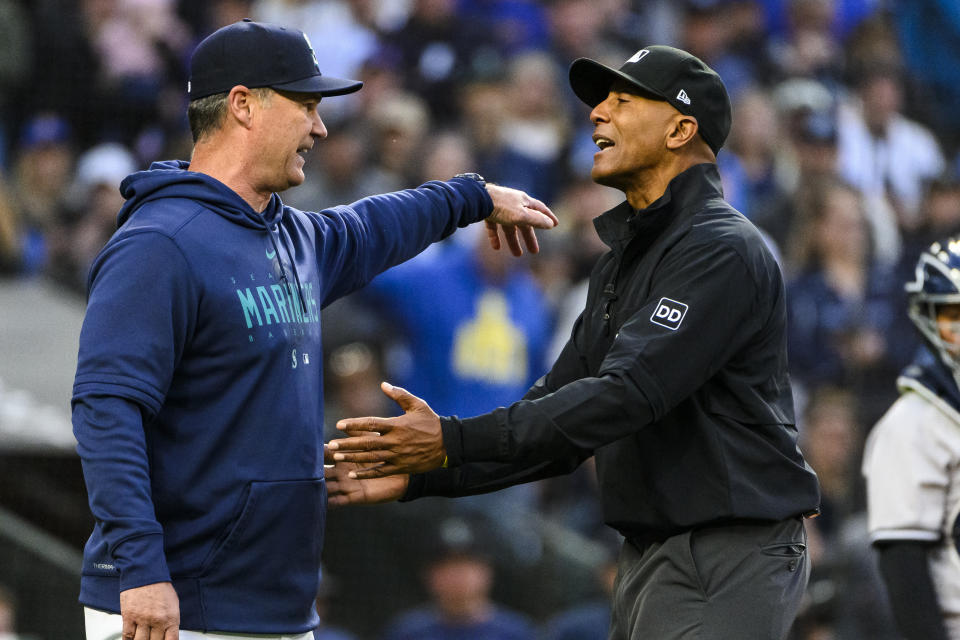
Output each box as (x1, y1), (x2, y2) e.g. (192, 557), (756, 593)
(650, 297), (688, 330)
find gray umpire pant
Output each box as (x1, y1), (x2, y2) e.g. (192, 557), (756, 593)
(609, 517), (809, 640)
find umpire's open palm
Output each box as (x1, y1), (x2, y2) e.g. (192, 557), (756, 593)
(325, 457), (409, 507)
(328, 382), (446, 479)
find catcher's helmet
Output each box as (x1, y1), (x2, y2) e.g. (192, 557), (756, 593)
(906, 238), (960, 375)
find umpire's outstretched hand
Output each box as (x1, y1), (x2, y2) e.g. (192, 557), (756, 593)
(484, 184), (558, 256)
(329, 382), (445, 479)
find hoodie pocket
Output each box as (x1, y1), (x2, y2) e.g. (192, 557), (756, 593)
(198, 479), (325, 629)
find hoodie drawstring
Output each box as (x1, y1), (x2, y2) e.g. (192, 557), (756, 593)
(259, 212), (309, 316)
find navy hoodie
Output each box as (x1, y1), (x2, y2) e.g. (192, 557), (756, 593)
(72, 161), (492, 632)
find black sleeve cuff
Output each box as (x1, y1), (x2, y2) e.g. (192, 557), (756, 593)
(440, 415), (465, 465)
(399, 468), (460, 500)
(443, 412), (505, 465)
(399, 473), (426, 502)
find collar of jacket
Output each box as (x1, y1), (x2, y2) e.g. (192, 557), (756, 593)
(593, 162), (724, 252)
(900, 346), (960, 415)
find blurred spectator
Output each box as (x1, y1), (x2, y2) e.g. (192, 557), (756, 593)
(362, 226), (552, 419)
(492, 52), (570, 201)
(678, 0), (760, 99)
(797, 387), (898, 639)
(47, 142), (137, 294)
(285, 118), (376, 210)
(365, 92), (431, 192)
(420, 131), (477, 183)
(786, 177), (904, 420)
(89, 0), (190, 107)
(459, 78), (511, 181)
(382, 0), (495, 124)
(837, 61), (945, 258)
(27, 1), (104, 147)
(0, 0), (32, 169)
(718, 86), (794, 244)
(759, 0), (881, 43)
(30, 0), (189, 149)
(768, 78), (839, 247)
(460, 0), (551, 55)
(540, 542), (617, 640)
(799, 387), (863, 540)
(766, 0), (846, 87)
(8, 114), (74, 276)
(323, 341), (394, 442)
(724, 0), (778, 87)
(900, 177), (960, 282)
(359, 223), (553, 533)
(545, 0), (625, 64)
(896, 0), (960, 153)
(381, 517), (537, 640)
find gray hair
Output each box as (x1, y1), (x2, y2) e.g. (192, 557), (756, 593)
(187, 88), (273, 143)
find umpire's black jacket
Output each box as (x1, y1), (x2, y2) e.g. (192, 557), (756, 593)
(404, 163), (821, 540)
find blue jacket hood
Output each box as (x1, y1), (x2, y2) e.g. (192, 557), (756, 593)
(117, 160), (283, 230)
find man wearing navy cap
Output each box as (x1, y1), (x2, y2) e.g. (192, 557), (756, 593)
(328, 45), (821, 638)
(73, 19), (556, 640)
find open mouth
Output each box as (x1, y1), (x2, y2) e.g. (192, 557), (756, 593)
(593, 135), (615, 150)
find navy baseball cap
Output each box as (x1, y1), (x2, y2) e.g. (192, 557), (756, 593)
(188, 19), (363, 100)
(569, 46), (732, 155)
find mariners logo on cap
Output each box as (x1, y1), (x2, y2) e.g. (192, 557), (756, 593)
(302, 33), (320, 71)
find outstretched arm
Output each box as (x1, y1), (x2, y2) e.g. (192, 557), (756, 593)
(315, 178), (557, 305)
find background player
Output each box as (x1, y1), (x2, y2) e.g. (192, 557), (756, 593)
(864, 238), (960, 640)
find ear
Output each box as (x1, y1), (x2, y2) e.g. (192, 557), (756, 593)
(226, 85), (256, 129)
(665, 114), (699, 150)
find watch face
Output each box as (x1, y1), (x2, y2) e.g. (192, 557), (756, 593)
(456, 172), (485, 185)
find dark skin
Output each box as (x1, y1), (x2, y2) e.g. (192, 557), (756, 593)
(327, 382), (443, 479)
(326, 82), (713, 486)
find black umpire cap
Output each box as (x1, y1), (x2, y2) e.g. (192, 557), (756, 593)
(569, 46), (732, 155)
(188, 19), (363, 100)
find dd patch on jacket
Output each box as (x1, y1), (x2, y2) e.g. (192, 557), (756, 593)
(650, 297), (688, 330)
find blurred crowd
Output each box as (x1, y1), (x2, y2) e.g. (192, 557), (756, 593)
(2, 0), (960, 638)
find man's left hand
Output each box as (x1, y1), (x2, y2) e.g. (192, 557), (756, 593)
(484, 184), (558, 256)
(328, 382), (446, 479)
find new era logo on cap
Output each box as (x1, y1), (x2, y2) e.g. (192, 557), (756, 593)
(650, 297), (688, 330)
(627, 49), (650, 63)
(676, 89), (691, 105)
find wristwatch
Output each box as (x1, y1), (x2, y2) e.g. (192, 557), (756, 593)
(454, 172), (486, 188)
